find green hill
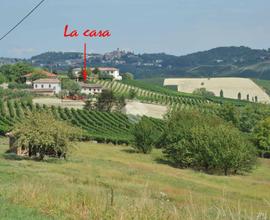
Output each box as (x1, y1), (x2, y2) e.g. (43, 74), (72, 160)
(0, 138), (269, 219)
(28, 46), (270, 79)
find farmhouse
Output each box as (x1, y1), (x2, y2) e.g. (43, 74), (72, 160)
(23, 71), (58, 85)
(80, 82), (103, 95)
(91, 67), (122, 80)
(33, 78), (61, 95)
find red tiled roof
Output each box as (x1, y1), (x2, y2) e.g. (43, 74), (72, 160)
(24, 70), (57, 78)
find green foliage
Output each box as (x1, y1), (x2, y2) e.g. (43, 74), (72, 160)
(220, 89), (224, 98)
(132, 117), (159, 154)
(8, 82), (30, 89)
(96, 89), (115, 112)
(115, 95), (126, 112)
(0, 63), (33, 82)
(253, 117), (270, 158)
(215, 103), (270, 134)
(13, 112), (82, 159)
(216, 104), (240, 126)
(0, 100), (134, 144)
(92, 67), (101, 75)
(28, 72), (48, 81)
(95, 90), (126, 112)
(128, 89), (137, 99)
(61, 79), (81, 96)
(0, 88), (33, 101)
(122, 72), (134, 80)
(193, 88), (215, 97)
(0, 73), (6, 84)
(160, 110), (257, 175)
(254, 79), (270, 95)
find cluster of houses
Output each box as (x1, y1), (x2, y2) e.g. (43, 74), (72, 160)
(24, 67), (122, 96)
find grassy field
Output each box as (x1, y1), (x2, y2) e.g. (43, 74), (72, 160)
(254, 79), (270, 96)
(0, 138), (270, 220)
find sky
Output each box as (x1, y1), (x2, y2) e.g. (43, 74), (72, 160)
(0, 0), (269, 58)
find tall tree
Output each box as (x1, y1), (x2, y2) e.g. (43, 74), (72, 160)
(96, 89), (115, 112)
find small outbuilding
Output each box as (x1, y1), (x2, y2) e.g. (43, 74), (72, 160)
(6, 132), (28, 156)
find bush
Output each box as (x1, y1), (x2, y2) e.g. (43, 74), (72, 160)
(132, 117), (159, 154)
(12, 112), (83, 160)
(160, 110), (257, 175)
(8, 82), (30, 89)
(193, 88), (215, 97)
(253, 117), (270, 158)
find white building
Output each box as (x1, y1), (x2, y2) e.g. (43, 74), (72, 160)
(72, 68), (82, 78)
(91, 67), (122, 80)
(80, 82), (103, 95)
(23, 71), (58, 85)
(33, 78), (61, 95)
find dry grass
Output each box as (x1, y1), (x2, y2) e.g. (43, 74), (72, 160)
(164, 77), (270, 103)
(0, 138), (269, 219)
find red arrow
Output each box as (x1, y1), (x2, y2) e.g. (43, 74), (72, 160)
(83, 43), (87, 81)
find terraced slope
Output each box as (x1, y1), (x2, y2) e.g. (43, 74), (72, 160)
(0, 100), (164, 144)
(93, 79), (210, 111)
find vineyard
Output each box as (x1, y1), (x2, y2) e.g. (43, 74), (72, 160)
(0, 99), (164, 144)
(92, 79), (212, 111)
(92, 79), (250, 112)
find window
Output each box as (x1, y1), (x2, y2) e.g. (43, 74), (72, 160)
(35, 84), (37, 88)
(49, 84), (51, 88)
(41, 84), (44, 88)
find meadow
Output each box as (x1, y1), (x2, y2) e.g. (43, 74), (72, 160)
(0, 138), (269, 220)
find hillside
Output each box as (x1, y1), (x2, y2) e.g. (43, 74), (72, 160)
(22, 46), (270, 79)
(253, 79), (270, 96)
(0, 138), (269, 219)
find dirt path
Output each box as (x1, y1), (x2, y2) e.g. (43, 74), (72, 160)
(123, 100), (167, 119)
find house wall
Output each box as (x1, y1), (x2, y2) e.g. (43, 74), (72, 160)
(81, 88), (102, 95)
(102, 70), (122, 80)
(33, 83), (61, 94)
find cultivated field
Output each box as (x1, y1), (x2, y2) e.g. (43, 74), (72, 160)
(164, 77), (270, 104)
(123, 100), (168, 119)
(33, 97), (85, 109)
(0, 138), (270, 219)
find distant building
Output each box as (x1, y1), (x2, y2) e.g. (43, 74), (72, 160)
(72, 68), (82, 78)
(80, 82), (103, 95)
(33, 78), (61, 95)
(23, 71), (58, 85)
(91, 67), (122, 80)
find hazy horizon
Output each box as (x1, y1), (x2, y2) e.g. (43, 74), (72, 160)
(0, 0), (269, 58)
(1, 45), (270, 60)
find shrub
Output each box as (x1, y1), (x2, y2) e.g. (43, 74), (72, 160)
(12, 112), (83, 160)
(132, 117), (159, 154)
(253, 117), (270, 158)
(160, 110), (257, 175)
(193, 88), (215, 97)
